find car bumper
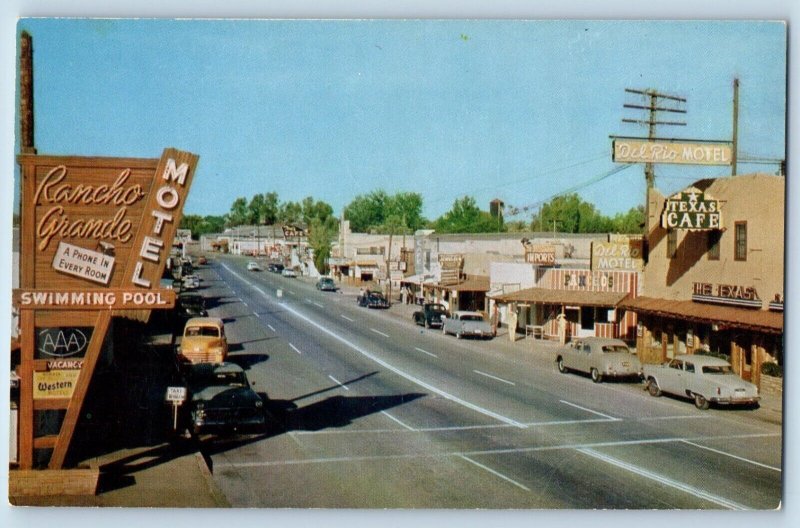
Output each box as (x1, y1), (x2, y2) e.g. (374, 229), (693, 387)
(710, 396), (760, 405)
(193, 415), (266, 434)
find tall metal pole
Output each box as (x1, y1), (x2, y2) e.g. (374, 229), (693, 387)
(732, 78), (739, 176)
(20, 31), (36, 154)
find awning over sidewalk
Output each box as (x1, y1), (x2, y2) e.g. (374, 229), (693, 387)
(618, 296), (783, 335)
(490, 287), (629, 308)
(425, 275), (490, 292)
(400, 273), (435, 285)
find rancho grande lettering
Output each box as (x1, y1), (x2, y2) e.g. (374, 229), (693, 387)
(34, 165), (145, 251)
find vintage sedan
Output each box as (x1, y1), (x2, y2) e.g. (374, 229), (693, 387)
(316, 277), (337, 291)
(442, 311), (492, 339)
(178, 317), (229, 364)
(556, 337), (641, 383)
(357, 291), (390, 309)
(643, 354), (760, 410)
(185, 362), (266, 435)
(174, 293), (208, 327)
(247, 261), (262, 271)
(412, 303), (448, 328)
(281, 268), (298, 278)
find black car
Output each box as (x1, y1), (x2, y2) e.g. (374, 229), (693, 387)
(316, 277), (337, 291)
(357, 291), (390, 309)
(174, 293), (208, 325)
(412, 303), (448, 328)
(267, 263), (285, 274)
(184, 362), (266, 435)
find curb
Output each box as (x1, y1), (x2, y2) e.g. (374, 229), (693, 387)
(194, 451), (230, 507)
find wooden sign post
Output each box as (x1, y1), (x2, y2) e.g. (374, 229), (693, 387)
(14, 148), (198, 473)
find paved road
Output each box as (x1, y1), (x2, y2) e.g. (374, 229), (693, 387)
(187, 255), (782, 509)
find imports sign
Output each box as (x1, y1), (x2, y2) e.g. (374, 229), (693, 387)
(661, 189), (722, 230)
(524, 244), (556, 266)
(52, 241), (115, 285)
(613, 139), (732, 166)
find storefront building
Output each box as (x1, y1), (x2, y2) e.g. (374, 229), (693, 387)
(619, 174), (784, 386)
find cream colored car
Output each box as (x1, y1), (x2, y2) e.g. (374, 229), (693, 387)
(179, 317), (229, 364)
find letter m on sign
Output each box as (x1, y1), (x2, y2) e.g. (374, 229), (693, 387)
(162, 158), (189, 186)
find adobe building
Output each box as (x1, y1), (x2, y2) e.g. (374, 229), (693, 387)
(619, 174), (784, 386)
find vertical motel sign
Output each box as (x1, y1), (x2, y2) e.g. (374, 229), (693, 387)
(14, 148), (198, 470)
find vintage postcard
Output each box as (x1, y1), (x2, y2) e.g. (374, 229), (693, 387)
(6, 18), (786, 512)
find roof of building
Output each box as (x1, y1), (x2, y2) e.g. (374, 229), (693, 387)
(426, 275), (491, 292)
(618, 296), (783, 335)
(490, 287), (629, 307)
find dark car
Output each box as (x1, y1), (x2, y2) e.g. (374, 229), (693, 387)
(413, 303), (448, 328)
(357, 291), (390, 309)
(268, 263), (285, 273)
(184, 362), (266, 435)
(316, 277), (337, 291)
(174, 293), (208, 326)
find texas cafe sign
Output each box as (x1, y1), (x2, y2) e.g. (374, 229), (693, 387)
(660, 187), (723, 231)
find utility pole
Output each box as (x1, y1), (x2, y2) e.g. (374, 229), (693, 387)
(732, 78), (739, 176)
(622, 88), (687, 256)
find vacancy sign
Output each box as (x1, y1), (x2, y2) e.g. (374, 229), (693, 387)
(52, 241), (115, 285)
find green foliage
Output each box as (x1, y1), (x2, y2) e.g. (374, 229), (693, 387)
(761, 362), (783, 378)
(227, 197), (250, 227)
(531, 194), (644, 234)
(248, 192), (279, 225)
(343, 190), (426, 233)
(434, 196), (504, 234)
(180, 214), (226, 239)
(308, 217), (333, 274)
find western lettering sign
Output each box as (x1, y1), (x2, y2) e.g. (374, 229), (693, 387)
(591, 238), (644, 272)
(660, 188), (723, 231)
(14, 148), (198, 470)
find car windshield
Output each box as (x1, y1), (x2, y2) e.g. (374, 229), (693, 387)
(321, 279), (333, 284)
(191, 370), (248, 390)
(369, 293), (385, 300)
(702, 365), (733, 375)
(430, 307), (446, 313)
(461, 315), (484, 321)
(601, 345), (631, 354)
(185, 326), (220, 337)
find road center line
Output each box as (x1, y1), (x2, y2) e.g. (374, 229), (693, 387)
(289, 343), (302, 355)
(341, 315), (354, 322)
(560, 400), (620, 421)
(267, 324), (276, 332)
(414, 347), (438, 358)
(313, 302), (324, 308)
(370, 328), (390, 338)
(680, 440), (782, 472)
(381, 411), (415, 431)
(576, 448), (750, 510)
(254, 312), (261, 318)
(473, 370), (515, 386)
(459, 455), (531, 492)
(220, 263), (525, 429)
(328, 375), (349, 391)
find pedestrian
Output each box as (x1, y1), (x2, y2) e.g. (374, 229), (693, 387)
(400, 286), (408, 305)
(491, 303), (499, 337)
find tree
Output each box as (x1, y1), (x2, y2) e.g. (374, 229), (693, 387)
(248, 192), (279, 225)
(227, 197), (250, 227)
(610, 206), (645, 234)
(534, 194), (613, 233)
(308, 217), (333, 274)
(179, 214), (227, 238)
(343, 190), (426, 233)
(278, 201), (303, 224)
(434, 196), (503, 234)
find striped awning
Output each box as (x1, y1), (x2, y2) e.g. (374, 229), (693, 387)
(490, 287), (629, 308)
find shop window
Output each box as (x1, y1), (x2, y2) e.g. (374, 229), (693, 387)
(580, 306), (595, 330)
(734, 221), (747, 261)
(667, 230), (678, 259)
(707, 231), (721, 260)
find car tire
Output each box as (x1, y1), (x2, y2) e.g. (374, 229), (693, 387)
(557, 357), (567, 373)
(590, 368), (602, 383)
(694, 393), (710, 410)
(646, 378), (662, 397)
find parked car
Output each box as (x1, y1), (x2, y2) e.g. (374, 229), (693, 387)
(642, 354), (760, 410)
(316, 277), (337, 291)
(281, 268), (298, 278)
(178, 317), (228, 364)
(268, 263), (285, 273)
(442, 311), (492, 339)
(174, 293), (208, 326)
(413, 303), (448, 328)
(357, 291), (390, 309)
(184, 362), (266, 435)
(556, 337), (642, 383)
(197, 255), (208, 265)
(247, 261), (262, 271)
(182, 274), (200, 289)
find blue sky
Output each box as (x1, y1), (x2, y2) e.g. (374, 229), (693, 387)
(13, 19), (786, 221)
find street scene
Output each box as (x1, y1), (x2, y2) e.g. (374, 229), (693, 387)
(6, 18), (787, 513)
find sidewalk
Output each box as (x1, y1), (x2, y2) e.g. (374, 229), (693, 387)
(11, 444), (228, 507)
